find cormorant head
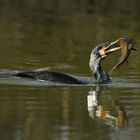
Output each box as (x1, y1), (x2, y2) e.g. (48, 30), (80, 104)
(91, 38), (121, 60)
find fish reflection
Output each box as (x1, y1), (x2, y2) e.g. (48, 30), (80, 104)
(87, 86), (128, 128)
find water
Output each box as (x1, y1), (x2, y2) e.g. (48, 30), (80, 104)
(0, 1), (140, 140)
(0, 85), (140, 140)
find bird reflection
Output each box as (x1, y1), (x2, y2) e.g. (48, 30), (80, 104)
(87, 86), (128, 128)
(87, 89), (98, 119)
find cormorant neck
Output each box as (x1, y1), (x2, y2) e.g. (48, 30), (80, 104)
(89, 52), (110, 83)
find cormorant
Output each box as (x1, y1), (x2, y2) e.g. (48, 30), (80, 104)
(0, 37), (134, 84)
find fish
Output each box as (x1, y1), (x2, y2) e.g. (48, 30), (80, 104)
(109, 37), (136, 75)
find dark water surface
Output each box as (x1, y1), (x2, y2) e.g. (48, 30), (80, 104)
(0, 1), (140, 140)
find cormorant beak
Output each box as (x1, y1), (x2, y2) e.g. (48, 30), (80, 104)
(99, 38), (122, 58)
